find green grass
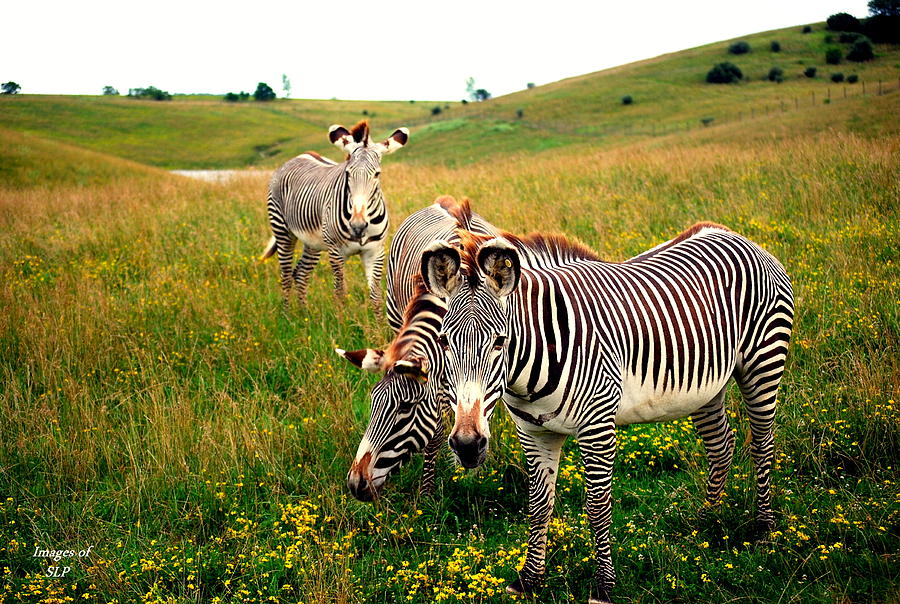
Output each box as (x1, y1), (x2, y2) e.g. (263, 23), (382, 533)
(1, 20), (899, 604)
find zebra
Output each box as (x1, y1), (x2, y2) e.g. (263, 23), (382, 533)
(260, 120), (408, 313)
(336, 196), (498, 500)
(420, 219), (794, 603)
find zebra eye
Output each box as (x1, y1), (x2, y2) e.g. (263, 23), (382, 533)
(492, 335), (506, 350)
(438, 334), (449, 350)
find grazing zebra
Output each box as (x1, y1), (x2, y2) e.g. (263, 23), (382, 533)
(420, 220), (793, 603)
(260, 121), (408, 313)
(336, 196), (498, 500)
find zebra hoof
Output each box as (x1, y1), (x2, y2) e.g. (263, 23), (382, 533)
(507, 576), (541, 595)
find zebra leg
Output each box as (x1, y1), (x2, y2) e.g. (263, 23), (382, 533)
(274, 234), (297, 307)
(735, 351), (789, 534)
(507, 428), (567, 596)
(690, 386), (734, 517)
(579, 421), (617, 604)
(420, 423), (444, 497)
(291, 247), (320, 304)
(327, 249), (346, 298)
(360, 245), (385, 318)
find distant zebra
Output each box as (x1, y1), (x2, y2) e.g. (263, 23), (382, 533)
(336, 196), (498, 499)
(260, 121), (408, 313)
(421, 218), (793, 603)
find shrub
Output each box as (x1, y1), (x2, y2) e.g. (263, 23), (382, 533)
(826, 48), (843, 64)
(804, 66), (818, 78)
(802, 25), (813, 33)
(516, 108), (524, 119)
(825, 34), (835, 43)
(827, 12), (862, 31)
(128, 86), (171, 101)
(527, 82), (535, 89)
(768, 66), (785, 82)
(621, 95), (633, 105)
(728, 41), (751, 55)
(846, 37), (875, 61)
(706, 62), (743, 83)
(831, 72), (845, 82)
(847, 74), (859, 83)
(701, 117), (715, 126)
(224, 92), (239, 102)
(431, 106), (442, 116)
(839, 31), (863, 42)
(253, 82), (275, 101)
(771, 41), (781, 52)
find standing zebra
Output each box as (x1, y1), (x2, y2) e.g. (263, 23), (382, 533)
(260, 121), (408, 313)
(336, 196), (498, 499)
(420, 222), (793, 603)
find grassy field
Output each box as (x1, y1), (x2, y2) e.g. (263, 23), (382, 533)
(1, 20), (899, 604)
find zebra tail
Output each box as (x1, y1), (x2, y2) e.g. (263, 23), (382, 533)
(258, 236), (277, 263)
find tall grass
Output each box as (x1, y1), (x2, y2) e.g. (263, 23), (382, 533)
(1, 123), (898, 601)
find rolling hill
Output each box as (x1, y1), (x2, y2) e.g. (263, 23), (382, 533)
(1, 22), (898, 169)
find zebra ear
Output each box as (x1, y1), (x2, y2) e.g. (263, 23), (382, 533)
(421, 241), (462, 299)
(329, 124), (363, 152)
(477, 239), (520, 298)
(374, 128), (409, 155)
(335, 347), (385, 373)
(394, 356), (428, 383)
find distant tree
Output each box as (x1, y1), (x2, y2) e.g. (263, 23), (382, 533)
(1, 81), (21, 94)
(847, 37), (875, 61)
(431, 106), (442, 115)
(706, 62), (743, 84)
(621, 95), (633, 105)
(224, 92), (240, 102)
(473, 88), (491, 101)
(802, 25), (813, 33)
(831, 72), (845, 82)
(465, 76), (475, 99)
(282, 74), (291, 98)
(825, 48), (843, 64)
(868, 0), (899, 16)
(847, 74), (859, 83)
(527, 82), (535, 89)
(128, 86), (171, 100)
(102, 85), (119, 96)
(770, 41), (781, 52)
(728, 41), (751, 55)
(254, 82), (276, 101)
(804, 66), (818, 78)
(826, 12), (862, 31)
(767, 66), (784, 82)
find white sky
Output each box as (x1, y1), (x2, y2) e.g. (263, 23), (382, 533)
(4, 1), (871, 100)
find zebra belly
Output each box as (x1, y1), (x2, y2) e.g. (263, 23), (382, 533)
(292, 228), (328, 251)
(614, 372), (731, 425)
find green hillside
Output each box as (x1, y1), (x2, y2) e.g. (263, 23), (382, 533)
(1, 22), (897, 169)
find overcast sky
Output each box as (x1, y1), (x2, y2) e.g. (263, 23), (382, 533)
(5, 1), (871, 100)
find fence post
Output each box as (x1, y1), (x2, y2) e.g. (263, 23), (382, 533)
(781, 99), (785, 112)
(827, 88), (831, 100)
(879, 80), (883, 95)
(844, 86), (847, 99)
(812, 91), (815, 105)
(862, 81), (866, 95)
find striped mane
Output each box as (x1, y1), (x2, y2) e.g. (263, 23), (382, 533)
(435, 195), (475, 230)
(383, 274), (440, 368)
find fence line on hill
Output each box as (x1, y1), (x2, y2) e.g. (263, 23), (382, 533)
(410, 78), (900, 140)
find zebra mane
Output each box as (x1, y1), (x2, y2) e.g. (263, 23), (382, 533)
(350, 120), (370, 145)
(383, 274), (440, 368)
(455, 228), (602, 276)
(435, 195), (475, 230)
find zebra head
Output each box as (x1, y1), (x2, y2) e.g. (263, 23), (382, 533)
(421, 237), (521, 469)
(337, 346), (440, 501)
(328, 121), (409, 243)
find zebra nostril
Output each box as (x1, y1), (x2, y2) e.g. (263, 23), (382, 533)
(476, 435), (488, 452)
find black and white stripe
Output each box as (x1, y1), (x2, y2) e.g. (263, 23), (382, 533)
(421, 222), (794, 603)
(337, 197), (498, 499)
(261, 121), (407, 314)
